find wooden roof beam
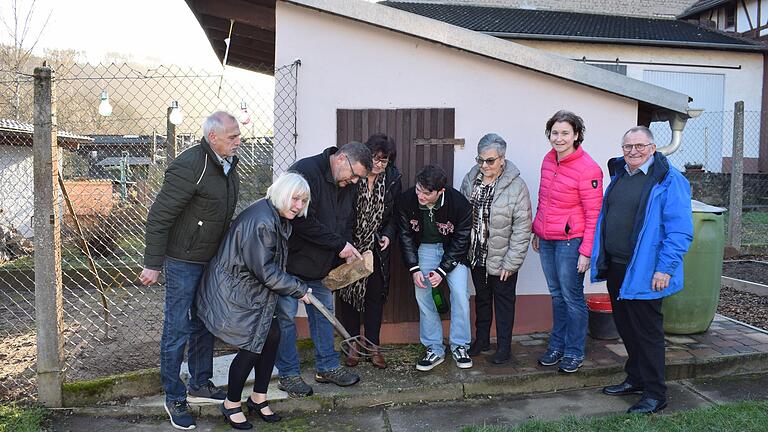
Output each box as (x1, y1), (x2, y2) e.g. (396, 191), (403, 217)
(189, 0), (275, 31)
(200, 15), (275, 43)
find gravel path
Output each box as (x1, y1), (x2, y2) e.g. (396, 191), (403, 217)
(718, 286), (768, 331)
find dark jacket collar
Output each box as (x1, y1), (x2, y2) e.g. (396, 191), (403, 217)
(264, 198), (291, 240)
(608, 151), (670, 185)
(320, 147), (339, 185)
(201, 137), (239, 170)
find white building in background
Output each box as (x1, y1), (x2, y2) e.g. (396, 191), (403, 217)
(383, 1), (767, 173)
(0, 119), (92, 238)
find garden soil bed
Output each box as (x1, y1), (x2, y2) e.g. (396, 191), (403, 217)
(722, 260), (768, 285)
(718, 258), (768, 331)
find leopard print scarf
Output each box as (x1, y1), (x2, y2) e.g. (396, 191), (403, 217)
(339, 172), (387, 311)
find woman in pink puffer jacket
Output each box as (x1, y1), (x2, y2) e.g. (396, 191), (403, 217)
(531, 110), (603, 374)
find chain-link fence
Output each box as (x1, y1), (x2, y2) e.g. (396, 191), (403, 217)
(652, 109), (768, 247)
(0, 71), (38, 402)
(0, 60), (299, 402)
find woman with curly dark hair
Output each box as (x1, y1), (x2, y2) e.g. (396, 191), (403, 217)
(532, 110), (604, 374)
(336, 133), (402, 369)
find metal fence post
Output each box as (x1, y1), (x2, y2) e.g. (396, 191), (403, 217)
(166, 106), (177, 164)
(727, 101), (745, 252)
(33, 66), (64, 407)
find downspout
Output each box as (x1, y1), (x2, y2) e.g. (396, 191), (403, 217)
(652, 108), (704, 155)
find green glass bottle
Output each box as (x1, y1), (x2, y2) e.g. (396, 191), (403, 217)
(427, 274), (449, 314)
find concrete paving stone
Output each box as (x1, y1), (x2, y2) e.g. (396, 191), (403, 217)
(605, 344), (628, 357)
(746, 332), (768, 343)
(734, 335), (759, 343)
(665, 351), (694, 360)
(665, 335), (698, 344)
(693, 336), (722, 345)
(595, 358), (616, 366)
(739, 336), (766, 346)
(712, 347), (740, 355)
(752, 344), (768, 353)
(687, 373), (768, 403)
(519, 339), (545, 346)
(53, 405), (390, 432)
(712, 338), (745, 348)
(386, 383), (709, 432)
(733, 345), (759, 353)
(687, 343), (713, 349)
(690, 348), (721, 358)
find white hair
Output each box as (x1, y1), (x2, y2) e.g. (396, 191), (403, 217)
(202, 111), (237, 138)
(623, 126), (655, 144)
(266, 172), (311, 218)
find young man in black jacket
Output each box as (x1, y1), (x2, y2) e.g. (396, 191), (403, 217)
(275, 142), (372, 397)
(139, 111), (240, 430)
(397, 164), (474, 371)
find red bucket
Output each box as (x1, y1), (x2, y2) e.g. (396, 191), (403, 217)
(587, 294), (613, 312)
(586, 294), (619, 340)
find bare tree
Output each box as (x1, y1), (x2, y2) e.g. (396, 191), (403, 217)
(0, 0), (51, 119)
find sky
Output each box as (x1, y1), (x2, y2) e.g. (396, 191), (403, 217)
(1, 0), (223, 70)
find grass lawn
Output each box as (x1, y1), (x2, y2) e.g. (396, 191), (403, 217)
(741, 210), (768, 246)
(0, 404), (47, 432)
(460, 400), (768, 432)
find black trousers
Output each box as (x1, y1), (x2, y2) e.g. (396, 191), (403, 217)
(336, 253), (387, 345)
(226, 318), (281, 402)
(470, 266), (518, 352)
(606, 262), (667, 400)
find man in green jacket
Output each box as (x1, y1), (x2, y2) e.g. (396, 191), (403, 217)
(139, 111), (240, 430)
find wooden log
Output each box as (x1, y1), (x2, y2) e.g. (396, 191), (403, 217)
(322, 250), (374, 291)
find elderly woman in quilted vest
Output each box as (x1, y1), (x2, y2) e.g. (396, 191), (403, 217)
(532, 110), (604, 373)
(460, 133), (532, 364)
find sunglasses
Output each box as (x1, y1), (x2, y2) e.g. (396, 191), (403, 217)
(475, 156), (500, 166)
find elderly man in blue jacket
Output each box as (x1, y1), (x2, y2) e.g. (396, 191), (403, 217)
(591, 125), (693, 414)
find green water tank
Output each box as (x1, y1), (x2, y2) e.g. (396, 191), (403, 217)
(663, 200), (725, 334)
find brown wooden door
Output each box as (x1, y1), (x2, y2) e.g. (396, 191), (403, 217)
(337, 108), (456, 323)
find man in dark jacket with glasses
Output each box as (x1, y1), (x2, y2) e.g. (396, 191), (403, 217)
(275, 141), (372, 397)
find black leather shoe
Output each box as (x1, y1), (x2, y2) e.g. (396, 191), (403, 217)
(602, 381), (644, 396)
(246, 398), (281, 423)
(627, 397), (667, 414)
(220, 403), (253, 430)
(490, 349), (511, 364)
(467, 340), (491, 356)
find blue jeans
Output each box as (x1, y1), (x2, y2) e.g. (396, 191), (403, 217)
(160, 257), (214, 403)
(538, 238), (587, 360)
(275, 279), (339, 376)
(414, 243), (471, 357)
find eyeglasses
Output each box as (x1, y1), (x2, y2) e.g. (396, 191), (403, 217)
(475, 156), (500, 166)
(621, 143), (654, 152)
(373, 156), (389, 166)
(345, 155), (361, 180)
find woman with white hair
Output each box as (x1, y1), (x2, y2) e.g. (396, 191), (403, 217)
(196, 172), (311, 430)
(460, 133), (532, 364)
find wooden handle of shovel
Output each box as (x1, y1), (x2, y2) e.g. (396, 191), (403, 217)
(306, 292), (352, 340)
